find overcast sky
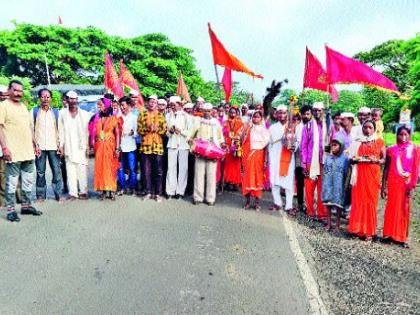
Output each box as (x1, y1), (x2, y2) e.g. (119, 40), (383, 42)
(1, 0), (419, 97)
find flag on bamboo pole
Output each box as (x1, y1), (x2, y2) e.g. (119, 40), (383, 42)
(222, 68), (232, 103)
(119, 60), (144, 106)
(176, 71), (191, 102)
(104, 52), (124, 98)
(58, 16), (63, 25)
(326, 46), (399, 94)
(208, 23), (263, 79)
(303, 47), (338, 103)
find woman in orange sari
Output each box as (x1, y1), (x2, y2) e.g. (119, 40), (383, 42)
(223, 106), (243, 191)
(348, 120), (385, 241)
(241, 111), (270, 210)
(381, 125), (419, 248)
(94, 98), (121, 200)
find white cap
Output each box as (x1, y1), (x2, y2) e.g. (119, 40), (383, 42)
(0, 85), (7, 93)
(169, 96), (181, 103)
(312, 102), (324, 109)
(183, 102), (194, 109)
(358, 106), (371, 114)
(276, 104), (288, 111)
(202, 103), (213, 110)
(158, 99), (167, 105)
(241, 103), (248, 108)
(129, 90), (140, 97)
(66, 90), (78, 98)
(148, 95), (158, 100)
(196, 96), (205, 102)
(341, 112), (355, 119)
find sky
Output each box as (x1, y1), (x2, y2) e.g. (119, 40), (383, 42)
(1, 0), (419, 98)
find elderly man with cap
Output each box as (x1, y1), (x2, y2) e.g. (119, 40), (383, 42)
(0, 80), (42, 222)
(268, 105), (296, 212)
(353, 106), (371, 140)
(165, 95), (194, 199)
(128, 89), (144, 115)
(240, 104), (250, 124)
(137, 95), (167, 202)
(189, 103), (225, 206)
(336, 112), (357, 150)
(193, 96), (205, 117)
(300, 101), (328, 222)
(58, 90), (91, 200)
(31, 88), (63, 203)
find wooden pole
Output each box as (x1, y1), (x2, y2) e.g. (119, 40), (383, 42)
(214, 64), (223, 103)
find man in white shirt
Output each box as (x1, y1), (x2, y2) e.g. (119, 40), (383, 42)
(166, 96), (193, 199)
(31, 88), (63, 203)
(58, 91), (91, 200)
(353, 106), (371, 140)
(117, 96), (138, 195)
(190, 103), (225, 206)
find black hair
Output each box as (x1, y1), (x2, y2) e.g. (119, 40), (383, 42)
(99, 105), (113, 118)
(104, 93), (115, 101)
(8, 79), (23, 89)
(300, 105), (312, 115)
(37, 88), (52, 98)
(397, 125), (412, 135)
(332, 112), (341, 119)
(119, 96), (132, 105)
(362, 119), (376, 131)
(62, 92), (68, 100)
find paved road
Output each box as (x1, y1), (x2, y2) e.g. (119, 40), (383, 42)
(0, 191), (311, 315)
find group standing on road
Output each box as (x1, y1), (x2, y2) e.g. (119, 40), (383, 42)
(0, 79), (418, 248)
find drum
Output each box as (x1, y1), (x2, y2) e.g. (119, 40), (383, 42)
(191, 139), (225, 160)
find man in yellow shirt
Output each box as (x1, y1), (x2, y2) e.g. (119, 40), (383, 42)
(372, 108), (384, 139)
(0, 80), (42, 222)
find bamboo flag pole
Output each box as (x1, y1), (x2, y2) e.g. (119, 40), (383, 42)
(213, 64), (223, 103)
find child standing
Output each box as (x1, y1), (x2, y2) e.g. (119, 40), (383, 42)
(321, 137), (350, 232)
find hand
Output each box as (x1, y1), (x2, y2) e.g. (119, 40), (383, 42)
(188, 139), (193, 146)
(381, 187), (387, 199)
(129, 130), (134, 136)
(35, 147), (41, 157)
(406, 189), (413, 198)
(57, 147), (64, 156)
(114, 148), (121, 158)
(303, 168), (309, 177)
(2, 147), (12, 161)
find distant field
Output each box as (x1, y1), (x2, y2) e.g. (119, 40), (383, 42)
(383, 131), (420, 146)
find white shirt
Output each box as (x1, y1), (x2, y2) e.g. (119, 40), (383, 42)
(58, 108), (91, 165)
(120, 112), (138, 152)
(166, 111), (193, 150)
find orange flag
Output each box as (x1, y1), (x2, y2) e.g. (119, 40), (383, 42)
(176, 71), (191, 102)
(120, 60), (144, 106)
(58, 16), (63, 25)
(208, 23), (263, 79)
(104, 52), (124, 98)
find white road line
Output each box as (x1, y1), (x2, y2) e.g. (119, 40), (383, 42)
(281, 214), (329, 315)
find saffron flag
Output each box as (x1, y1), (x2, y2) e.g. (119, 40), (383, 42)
(104, 52), (124, 98)
(222, 67), (232, 103)
(303, 47), (338, 103)
(326, 46), (399, 94)
(176, 71), (191, 102)
(208, 23), (263, 79)
(58, 16), (63, 25)
(120, 60), (144, 106)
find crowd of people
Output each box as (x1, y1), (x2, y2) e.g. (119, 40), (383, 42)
(0, 79), (418, 248)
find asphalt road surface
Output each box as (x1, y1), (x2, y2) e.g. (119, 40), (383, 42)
(0, 190), (313, 315)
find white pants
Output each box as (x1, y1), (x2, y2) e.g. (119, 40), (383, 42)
(272, 185), (294, 209)
(193, 157), (217, 203)
(166, 148), (189, 196)
(66, 160), (88, 197)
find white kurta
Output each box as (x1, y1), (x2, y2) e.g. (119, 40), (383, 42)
(268, 122), (295, 190)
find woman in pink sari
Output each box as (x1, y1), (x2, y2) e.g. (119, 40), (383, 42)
(381, 125), (419, 248)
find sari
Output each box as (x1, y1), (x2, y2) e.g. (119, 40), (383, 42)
(94, 116), (119, 191)
(223, 117), (243, 185)
(383, 143), (419, 242)
(348, 138), (385, 237)
(242, 123), (270, 197)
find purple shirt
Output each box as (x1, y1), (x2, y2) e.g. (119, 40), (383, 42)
(300, 120), (324, 168)
(335, 129), (352, 150)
